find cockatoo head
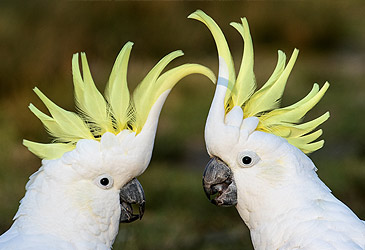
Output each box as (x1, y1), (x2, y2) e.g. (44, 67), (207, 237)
(22, 41), (215, 234)
(189, 11), (329, 210)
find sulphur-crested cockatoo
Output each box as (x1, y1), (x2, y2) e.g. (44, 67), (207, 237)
(0, 42), (215, 250)
(189, 10), (365, 249)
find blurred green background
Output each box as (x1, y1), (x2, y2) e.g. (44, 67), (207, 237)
(0, 1), (364, 249)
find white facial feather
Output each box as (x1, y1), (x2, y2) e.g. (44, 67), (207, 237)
(8, 149), (122, 249)
(207, 117), (365, 249)
(5, 103), (168, 249)
(0, 84), (183, 249)
(193, 9), (364, 249)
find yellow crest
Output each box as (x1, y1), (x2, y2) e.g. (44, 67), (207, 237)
(189, 10), (329, 154)
(24, 42), (215, 160)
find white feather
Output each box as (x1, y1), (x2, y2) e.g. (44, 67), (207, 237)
(0, 130), (155, 249)
(210, 126), (365, 249)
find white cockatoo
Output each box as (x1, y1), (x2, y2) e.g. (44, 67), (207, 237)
(189, 10), (365, 249)
(0, 42), (215, 249)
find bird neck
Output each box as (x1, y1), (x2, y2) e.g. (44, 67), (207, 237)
(235, 171), (326, 247)
(11, 161), (119, 249)
(234, 161), (364, 249)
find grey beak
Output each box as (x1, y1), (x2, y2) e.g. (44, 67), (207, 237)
(119, 178), (146, 223)
(203, 157), (237, 207)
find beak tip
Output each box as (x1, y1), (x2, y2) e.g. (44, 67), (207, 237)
(139, 201), (146, 220)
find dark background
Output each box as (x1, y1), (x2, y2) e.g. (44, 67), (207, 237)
(0, 1), (364, 249)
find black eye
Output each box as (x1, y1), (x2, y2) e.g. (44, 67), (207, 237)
(237, 151), (260, 168)
(100, 178), (110, 186)
(242, 156), (252, 165)
(95, 174), (114, 189)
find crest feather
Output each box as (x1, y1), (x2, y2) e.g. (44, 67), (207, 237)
(23, 140), (75, 160)
(191, 10), (330, 154)
(260, 82), (329, 125)
(230, 18), (256, 108)
(72, 53), (113, 135)
(25, 43), (215, 159)
(104, 42), (133, 131)
(244, 49), (298, 117)
(132, 50), (184, 133)
(133, 62), (216, 133)
(188, 10), (236, 102)
(32, 87), (94, 142)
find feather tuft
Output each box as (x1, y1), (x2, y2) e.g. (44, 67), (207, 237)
(104, 42), (133, 132)
(25, 43), (215, 159)
(23, 140), (75, 160)
(230, 18), (256, 108)
(192, 10), (330, 154)
(189, 10), (236, 104)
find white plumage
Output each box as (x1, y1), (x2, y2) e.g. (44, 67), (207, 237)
(233, 131), (365, 249)
(0, 42), (214, 249)
(0, 96), (173, 249)
(1, 133), (134, 249)
(191, 10), (365, 249)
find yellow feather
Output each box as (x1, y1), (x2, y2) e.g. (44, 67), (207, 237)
(289, 112), (330, 138)
(188, 10), (236, 103)
(247, 50), (299, 118)
(262, 51), (287, 90)
(287, 129), (323, 145)
(23, 40), (219, 160)
(72, 54), (84, 109)
(256, 83), (329, 153)
(259, 112), (329, 139)
(75, 53), (113, 135)
(132, 50), (184, 133)
(23, 140), (75, 160)
(29, 104), (67, 142)
(32, 87), (94, 141)
(104, 42), (133, 131)
(132, 63), (215, 134)
(243, 51), (287, 116)
(230, 18), (256, 107)
(154, 64), (216, 95)
(300, 140), (325, 154)
(262, 82), (329, 124)
(285, 83), (320, 110)
(194, 10), (330, 154)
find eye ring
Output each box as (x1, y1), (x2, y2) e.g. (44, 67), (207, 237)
(94, 174), (114, 190)
(237, 151), (260, 168)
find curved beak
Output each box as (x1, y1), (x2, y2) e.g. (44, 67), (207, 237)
(119, 178), (146, 223)
(203, 157), (237, 207)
